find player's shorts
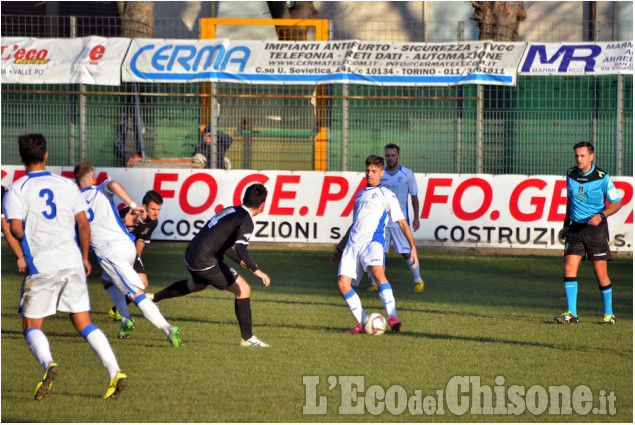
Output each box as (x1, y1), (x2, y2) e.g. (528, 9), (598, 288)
(19, 266), (90, 318)
(338, 241), (385, 286)
(564, 219), (612, 261)
(99, 247), (146, 296)
(384, 226), (411, 254)
(187, 258), (238, 290)
(133, 256), (146, 274)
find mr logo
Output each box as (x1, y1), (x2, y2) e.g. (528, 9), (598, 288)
(521, 44), (602, 73)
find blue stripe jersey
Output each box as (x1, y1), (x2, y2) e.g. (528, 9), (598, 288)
(566, 164), (621, 223)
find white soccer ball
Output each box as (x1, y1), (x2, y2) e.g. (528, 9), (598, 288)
(364, 313), (387, 336)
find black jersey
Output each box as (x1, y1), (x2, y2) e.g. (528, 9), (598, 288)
(185, 205), (258, 272)
(119, 206), (158, 244)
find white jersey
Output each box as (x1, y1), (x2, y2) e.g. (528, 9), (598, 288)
(80, 179), (135, 259)
(347, 185), (404, 248)
(3, 171), (86, 274)
(380, 166), (418, 227)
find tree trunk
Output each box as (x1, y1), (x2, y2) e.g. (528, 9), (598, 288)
(471, 1), (527, 41)
(117, 1), (154, 38)
(266, 1), (319, 40)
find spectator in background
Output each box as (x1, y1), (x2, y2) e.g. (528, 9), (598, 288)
(193, 124), (233, 170)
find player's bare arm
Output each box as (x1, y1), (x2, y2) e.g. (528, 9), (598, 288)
(411, 194), (420, 232)
(75, 210), (92, 276)
(588, 200), (622, 226)
(107, 180), (145, 217)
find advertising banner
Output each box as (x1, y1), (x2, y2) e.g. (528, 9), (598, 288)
(122, 39), (525, 86)
(519, 41), (633, 75)
(2, 167), (631, 252)
(1, 36), (131, 85)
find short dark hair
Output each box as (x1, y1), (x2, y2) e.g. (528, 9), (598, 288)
(573, 141), (594, 154)
(142, 190), (163, 206)
(384, 143), (400, 154)
(73, 161), (94, 186)
(18, 134), (47, 165)
(243, 183), (268, 208)
(365, 154), (385, 168)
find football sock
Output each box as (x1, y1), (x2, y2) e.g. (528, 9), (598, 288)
(81, 324), (121, 380)
(342, 288), (367, 324)
(25, 328), (53, 370)
(406, 258), (422, 282)
(564, 277), (578, 317)
(152, 280), (191, 303)
(105, 284), (131, 321)
(599, 284), (613, 316)
(378, 283), (397, 318)
(235, 298), (253, 340)
(134, 295), (171, 335)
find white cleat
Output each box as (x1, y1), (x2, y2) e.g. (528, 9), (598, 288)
(240, 335), (269, 347)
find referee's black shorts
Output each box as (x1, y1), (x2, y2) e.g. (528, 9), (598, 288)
(564, 219), (612, 261)
(187, 258), (238, 290)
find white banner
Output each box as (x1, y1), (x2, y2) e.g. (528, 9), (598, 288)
(2, 167), (632, 252)
(1, 37), (131, 85)
(122, 39), (525, 86)
(519, 41), (633, 75)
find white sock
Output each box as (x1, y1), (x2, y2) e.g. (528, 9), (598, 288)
(135, 296), (170, 336)
(378, 283), (397, 318)
(406, 258), (422, 282)
(105, 284), (131, 321)
(342, 289), (367, 324)
(82, 325), (120, 380)
(25, 328), (53, 370)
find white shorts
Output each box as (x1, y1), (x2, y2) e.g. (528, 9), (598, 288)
(385, 226), (411, 254)
(338, 241), (385, 286)
(19, 266), (90, 318)
(99, 248), (145, 297)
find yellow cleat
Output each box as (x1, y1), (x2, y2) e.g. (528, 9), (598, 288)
(414, 280), (425, 292)
(104, 372), (128, 399)
(34, 363), (60, 400)
(108, 307), (121, 322)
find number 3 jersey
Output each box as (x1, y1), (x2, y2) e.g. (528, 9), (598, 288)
(3, 171), (86, 274)
(80, 179), (135, 259)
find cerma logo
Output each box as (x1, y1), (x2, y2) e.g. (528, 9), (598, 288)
(130, 42), (251, 80)
(521, 44), (602, 73)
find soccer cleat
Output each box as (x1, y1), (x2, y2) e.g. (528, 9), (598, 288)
(117, 319), (135, 339)
(146, 293), (154, 301)
(414, 280), (425, 292)
(108, 307), (121, 322)
(600, 314), (616, 325)
(104, 372), (128, 399)
(344, 323), (364, 334)
(388, 316), (402, 332)
(554, 311), (579, 324)
(240, 335), (270, 347)
(33, 362), (60, 400)
(367, 284), (378, 292)
(167, 325), (181, 347)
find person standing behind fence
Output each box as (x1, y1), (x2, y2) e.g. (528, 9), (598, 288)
(554, 141), (622, 325)
(193, 124), (234, 170)
(3, 134), (127, 400)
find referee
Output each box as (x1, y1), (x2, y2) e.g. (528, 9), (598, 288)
(555, 142), (622, 325)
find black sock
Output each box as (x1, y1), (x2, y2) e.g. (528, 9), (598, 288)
(235, 298), (252, 340)
(153, 280), (191, 303)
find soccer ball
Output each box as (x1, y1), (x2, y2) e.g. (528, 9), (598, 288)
(364, 313), (387, 335)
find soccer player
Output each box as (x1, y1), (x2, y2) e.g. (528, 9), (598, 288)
(555, 141), (622, 325)
(1, 186), (27, 273)
(108, 190), (163, 321)
(74, 161), (181, 345)
(150, 183), (271, 347)
(338, 154), (418, 334)
(378, 144), (424, 292)
(3, 134), (127, 400)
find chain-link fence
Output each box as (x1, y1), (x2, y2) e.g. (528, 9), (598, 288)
(1, 15), (633, 176)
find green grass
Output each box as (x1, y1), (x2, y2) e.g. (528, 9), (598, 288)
(1, 244), (632, 422)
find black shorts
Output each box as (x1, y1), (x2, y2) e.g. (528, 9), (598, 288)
(187, 258), (238, 290)
(133, 256), (146, 274)
(564, 220), (612, 261)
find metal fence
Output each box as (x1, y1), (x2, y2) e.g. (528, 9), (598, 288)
(1, 15), (633, 176)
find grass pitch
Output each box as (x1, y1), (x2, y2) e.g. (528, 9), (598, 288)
(1, 244), (632, 422)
